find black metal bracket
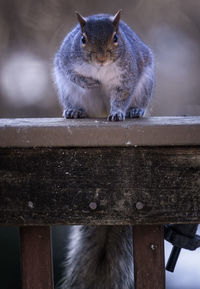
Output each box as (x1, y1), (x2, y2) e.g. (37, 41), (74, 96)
(164, 224), (200, 272)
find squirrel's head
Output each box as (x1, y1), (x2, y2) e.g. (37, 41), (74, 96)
(75, 11), (122, 66)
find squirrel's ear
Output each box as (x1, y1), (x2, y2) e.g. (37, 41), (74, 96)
(112, 10), (122, 31)
(75, 11), (86, 31)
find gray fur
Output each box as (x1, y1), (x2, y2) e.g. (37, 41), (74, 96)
(57, 226), (134, 289)
(54, 13), (154, 120)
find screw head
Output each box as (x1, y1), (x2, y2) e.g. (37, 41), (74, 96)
(136, 202), (144, 210)
(89, 202), (97, 210)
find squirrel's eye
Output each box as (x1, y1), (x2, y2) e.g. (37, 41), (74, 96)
(113, 33), (118, 43)
(81, 35), (86, 45)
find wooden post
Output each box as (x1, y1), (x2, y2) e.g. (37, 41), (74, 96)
(20, 226), (54, 289)
(133, 225), (165, 289)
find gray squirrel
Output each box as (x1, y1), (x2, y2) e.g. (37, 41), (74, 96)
(54, 10), (154, 121)
(55, 11), (154, 289)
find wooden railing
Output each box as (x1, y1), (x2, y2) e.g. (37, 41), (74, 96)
(1, 117), (200, 289)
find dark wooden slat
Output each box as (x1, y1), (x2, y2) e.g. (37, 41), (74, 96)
(133, 225), (165, 289)
(1, 147), (200, 225)
(20, 226), (54, 289)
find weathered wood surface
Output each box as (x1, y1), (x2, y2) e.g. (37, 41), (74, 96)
(20, 226), (53, 289)
(0, 117), (200, 147)
(1, 147), (200, 225)
(133, 225), (165, 289)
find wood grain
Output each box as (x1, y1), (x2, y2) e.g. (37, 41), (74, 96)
(0, 117), (200, 147)
(1, 147), (200, 225)
(133, 225), (165, 289)
(20, 226), (53, 289)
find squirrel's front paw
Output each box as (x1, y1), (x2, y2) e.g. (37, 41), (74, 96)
(108, 111), (125, 121)
(87, 77), (100, 89)
(63, 108), (87, 119)
(126, 107), (145, 118)
(80, 77), (100, 89)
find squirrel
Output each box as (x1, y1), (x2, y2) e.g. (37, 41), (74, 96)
(55, 11), (154, 289)
(54, 10), (154, 121)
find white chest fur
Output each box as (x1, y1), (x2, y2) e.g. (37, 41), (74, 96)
(65, 61), (122, 117)
(73, 61), (122, 90)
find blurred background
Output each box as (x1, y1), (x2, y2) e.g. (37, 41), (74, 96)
(0, 0), (200, 117)
(0, 0), (200, 288)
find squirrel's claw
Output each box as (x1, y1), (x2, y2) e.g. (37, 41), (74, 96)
(63, 108), (87, 119)
(108, 111), (125, 121)
(126, 107), (145, 118)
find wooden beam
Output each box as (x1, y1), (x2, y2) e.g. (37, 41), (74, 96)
(20, 226), (54, 289)
(0, 117), (200, 147)
(1, 147), (200, 225)
(133, 225), (165, 289)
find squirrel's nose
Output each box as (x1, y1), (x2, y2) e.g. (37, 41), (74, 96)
(96, 54), (107, 63)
